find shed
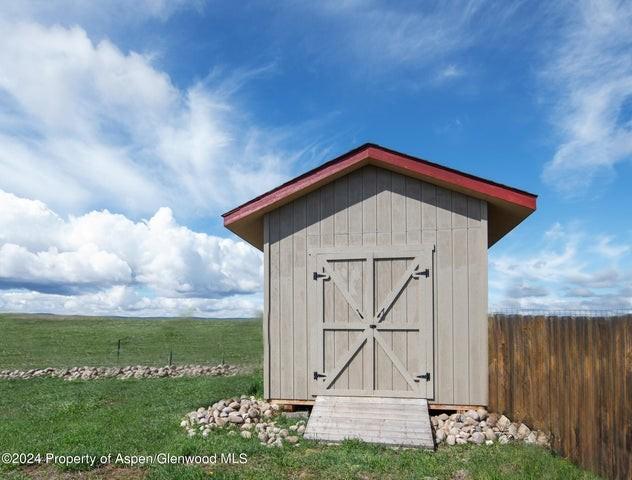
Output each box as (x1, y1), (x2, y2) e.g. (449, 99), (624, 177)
(223, 144), (536, 408)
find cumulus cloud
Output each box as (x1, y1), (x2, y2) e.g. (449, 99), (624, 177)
(490, 223), (632, 311)
(0, 190), (262, 317)
(542, 0), (632, 194)
(0, 20), (293, 218)
(0, 244), (132, 294)
(0, 287), (262, 318)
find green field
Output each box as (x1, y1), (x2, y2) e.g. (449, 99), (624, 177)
(0, 314), (262, 369)
(0, 314), (599, 479)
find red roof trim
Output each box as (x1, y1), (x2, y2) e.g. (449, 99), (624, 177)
(223, 143), (537, 226)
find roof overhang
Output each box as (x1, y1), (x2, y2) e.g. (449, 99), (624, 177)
(222, 144), (537, 251)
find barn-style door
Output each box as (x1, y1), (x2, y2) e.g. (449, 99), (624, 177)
(310, 246), (434, 399)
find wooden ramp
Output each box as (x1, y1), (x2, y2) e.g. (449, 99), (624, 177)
(304, 396), (435, 449)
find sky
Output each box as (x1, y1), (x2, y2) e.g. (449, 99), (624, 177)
(0, 0), (631, 317)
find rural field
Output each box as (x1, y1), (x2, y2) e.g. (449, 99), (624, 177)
(0, 314), (599, 479)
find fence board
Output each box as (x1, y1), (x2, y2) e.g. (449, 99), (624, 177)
(624, 320), (632, 478)
(489, 314), (632, 480)
(487, 316), (498, 409)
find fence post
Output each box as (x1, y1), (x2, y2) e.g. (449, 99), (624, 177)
(169, 348), (173, 366)
(117, 339), (121, 363)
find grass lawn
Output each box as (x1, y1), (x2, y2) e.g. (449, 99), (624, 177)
(0, 374), (598, 480)
(0, 315), (600, 479)
(0, 314), (262, 369)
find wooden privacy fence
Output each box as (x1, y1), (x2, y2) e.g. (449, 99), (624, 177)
(488, 314), (632, 480)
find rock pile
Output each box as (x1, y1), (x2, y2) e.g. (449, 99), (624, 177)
(0, 364), (239, 381)
(181, 396), (306, 448)
(431, 408), (550, 447)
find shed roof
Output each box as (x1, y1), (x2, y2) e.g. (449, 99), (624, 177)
(222, 143), (537, 250)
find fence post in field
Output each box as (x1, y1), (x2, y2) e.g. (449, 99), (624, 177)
(169, 348), (173, 366)
(117, 339), (121, 364)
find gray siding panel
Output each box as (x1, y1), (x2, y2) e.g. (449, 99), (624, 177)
(279, 204), (294, 399)
(452, 227), (469, 403)
(264, 165), (489, 405)
(293, 197), (308, 399)
(268, 210), (281, 398)
(334, 177), (349, 389)
(436, 228), (453, 403)
(306, 190), (321, 397)
(468, 202), (488, 405)
(263, 214), (271, 399)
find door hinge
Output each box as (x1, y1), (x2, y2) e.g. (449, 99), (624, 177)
(313, 371), (327, 380)
(313, 272), (329, 281)
(414, 372), (431, 382)
(413, 268), (430, 279)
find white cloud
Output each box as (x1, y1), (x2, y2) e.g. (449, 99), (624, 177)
(437, 65), (464, 81)
(542, 0), (632, 194)
(490, 223), (632, 311)
(0, 1), (203, 25)
(297, 0), (526, 83)
(0, 244), (131, 292)
(0, 287), (262, 318)
(0, 190), (263, 317)
(0, 20), (293, 218)
(594, 235), (630, 259)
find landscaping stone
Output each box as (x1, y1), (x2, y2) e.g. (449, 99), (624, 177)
(0, 364), (239, 381)
(431, 408), (551, 449)
(228, 412), (244, 424)
(497, 415), (511, 431)
(536, 431), (549, 446)
(486, 413), (499, 427)
(465, 410), (480, 421)
(476, 407), (488, 421)
(517, 423), (531, 439)
(180, 396), (307, 449)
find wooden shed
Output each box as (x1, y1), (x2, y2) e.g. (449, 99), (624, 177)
(223, 144), (536, 409)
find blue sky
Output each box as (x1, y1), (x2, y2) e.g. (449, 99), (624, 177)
(0, 0), (630, 316)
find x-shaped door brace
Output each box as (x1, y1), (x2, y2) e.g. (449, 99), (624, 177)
(317, 254), (428, 391)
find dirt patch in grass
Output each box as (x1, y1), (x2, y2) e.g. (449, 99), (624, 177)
(451, 469), (472, 480)
(15, 464), (146, 479)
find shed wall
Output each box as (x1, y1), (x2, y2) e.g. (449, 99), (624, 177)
(263, 165), (488, 405)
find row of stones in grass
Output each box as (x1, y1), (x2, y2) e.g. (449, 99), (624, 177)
(431, 408), (551, 447)
(181, 396), (306, 448)
(0, 363), (239, 380)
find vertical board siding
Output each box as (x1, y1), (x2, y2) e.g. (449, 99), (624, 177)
(306, 190), (321, 397)
(292, 197), (307, 399)
(334, 178), (349, 389)
(268, 210), (281, 398)
(279, 204), (294, 399)
(489, 315), (632, 480)
(264, 165), (488, 405)
(452, 227), (469, 402)
(262, 215), (271, 399)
